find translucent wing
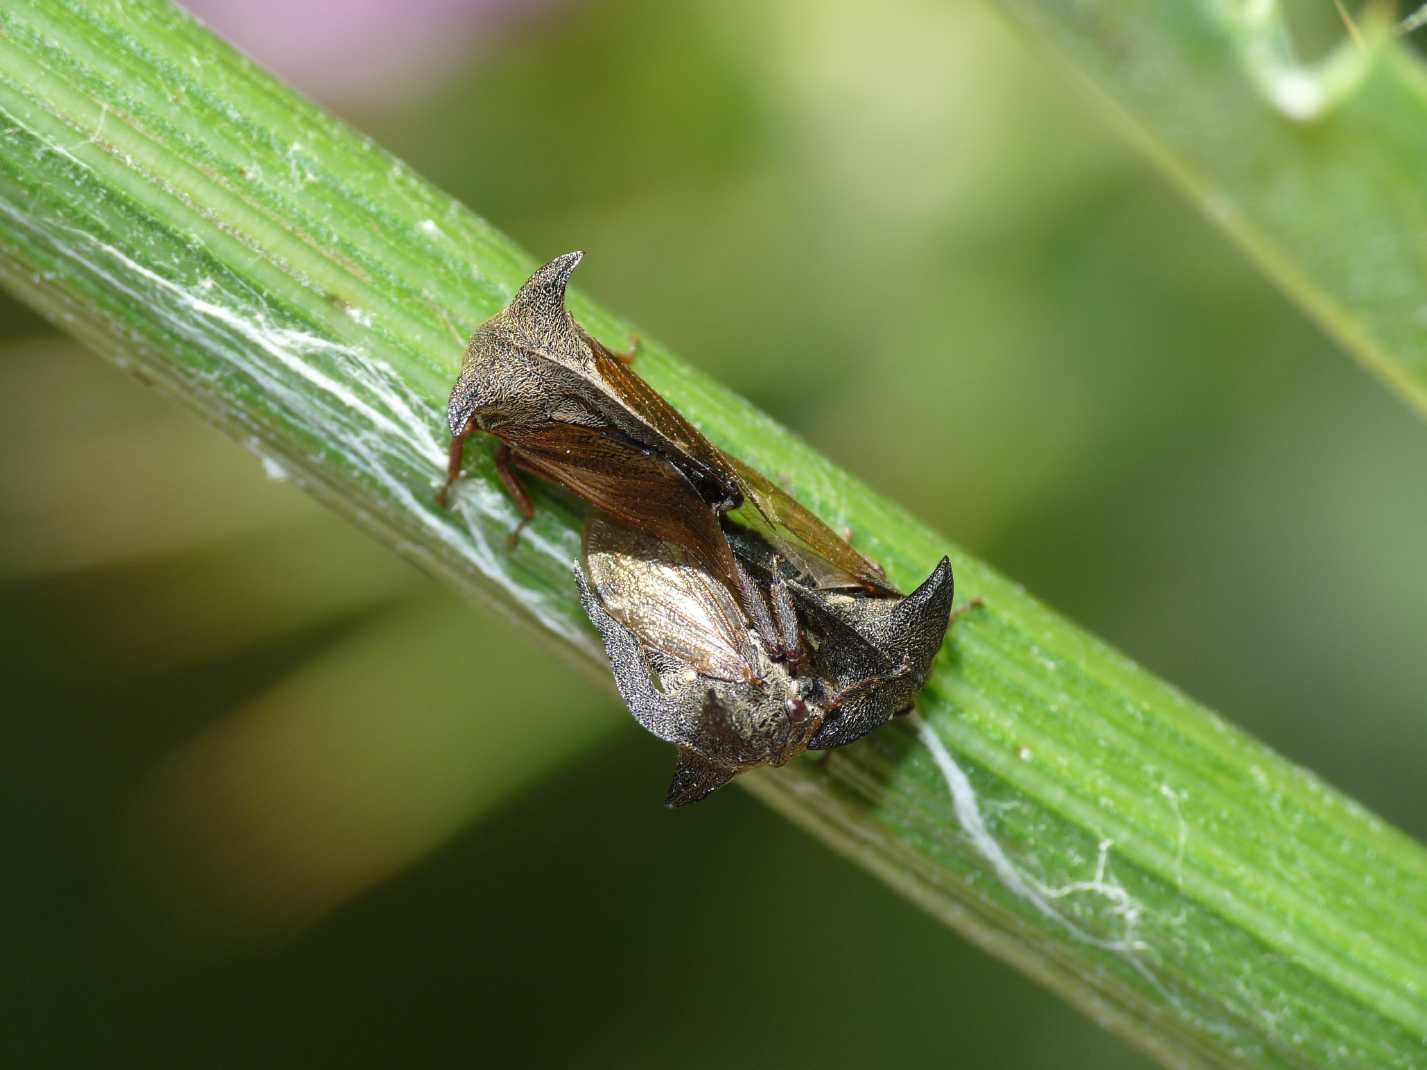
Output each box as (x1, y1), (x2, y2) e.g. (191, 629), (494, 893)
(589, 335), (892, 598)
(583, 518), (759, 683)
(500, 419), (742, 588)
(585, 332), (744, 511)
(500, 420), (782, 644)
(725, 455), (898, 596)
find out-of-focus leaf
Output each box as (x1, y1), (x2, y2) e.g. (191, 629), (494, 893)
(992, 0), (1427, 414)
(117, 597), (624, 952)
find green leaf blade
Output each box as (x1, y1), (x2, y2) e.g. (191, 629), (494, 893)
(1, 2), (1425, 1066)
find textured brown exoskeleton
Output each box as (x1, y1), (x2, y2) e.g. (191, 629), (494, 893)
(440, 252), (895, 651)
(576, 519), (957, 806)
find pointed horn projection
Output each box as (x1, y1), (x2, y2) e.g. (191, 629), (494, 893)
(888, 556), (954, 658)
(507, 250), (583, 338)
(665, 748), (736, 808)
(801, 555), (955, 752)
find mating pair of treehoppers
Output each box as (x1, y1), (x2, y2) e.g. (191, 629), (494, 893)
(439, 252), (963, 805)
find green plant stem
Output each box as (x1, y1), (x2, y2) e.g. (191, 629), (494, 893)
(1, 3), (1424, 1067)
(989, 0), (1427, 417)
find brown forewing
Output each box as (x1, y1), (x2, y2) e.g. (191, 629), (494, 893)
(726, 456), (897, 596)
(586, 333), (743, 509)
(500, 420), (752, 611)
(589, 334), (894, 597)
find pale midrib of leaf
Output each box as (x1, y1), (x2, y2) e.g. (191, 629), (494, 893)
(1, 2), (1425, 1067)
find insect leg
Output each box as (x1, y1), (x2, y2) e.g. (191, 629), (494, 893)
(584, 326), (640, 366)
(948, 597), (986, 626)
(767, 569), (809, 673)
(729, 554), (784, 660)
(493, 442), (536, 547)
(611, 334), (640, 366)
(436, 416), (475, 508)
(825, 674), (882, 712)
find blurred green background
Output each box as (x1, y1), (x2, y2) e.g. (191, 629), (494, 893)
(3, 1), (1422, 1067)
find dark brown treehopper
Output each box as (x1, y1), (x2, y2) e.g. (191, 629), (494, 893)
(576, 519), (960, 806)
(576, 519), (830, 806)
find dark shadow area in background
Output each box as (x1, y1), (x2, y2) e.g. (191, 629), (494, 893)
(1, 727), (1149, 1070)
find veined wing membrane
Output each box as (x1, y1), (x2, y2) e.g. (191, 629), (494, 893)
(584, 519), (758, 683)
(726, 455), (896, 596)
(503, 421), (763, 626)
(585, 333), (744, 511)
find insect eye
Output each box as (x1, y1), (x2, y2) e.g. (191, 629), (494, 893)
(784, 697), (808, 723)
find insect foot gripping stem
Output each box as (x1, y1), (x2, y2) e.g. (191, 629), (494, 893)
(724, 524), (957, 752)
